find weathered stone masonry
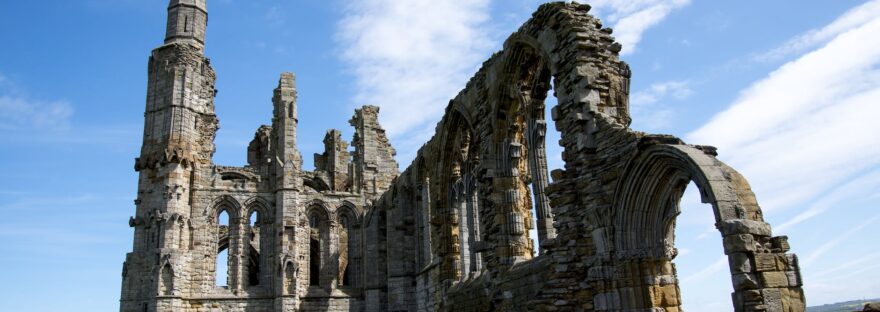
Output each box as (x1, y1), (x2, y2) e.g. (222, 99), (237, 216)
(122, 1), (806, 311)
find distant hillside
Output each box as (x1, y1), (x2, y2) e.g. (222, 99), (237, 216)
(808, 299), (880, 312)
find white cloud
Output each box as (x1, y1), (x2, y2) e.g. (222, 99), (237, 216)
(752, 0), (880, 62)
(688, 15), (880, 212)
(632, 80), (693, 106)
(337, 0), (492, 165)
(589, 0), (691, 55)
(630, 80), (692, 130)
(0, 74), (73, 130)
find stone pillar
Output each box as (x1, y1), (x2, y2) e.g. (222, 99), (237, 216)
(464, 176), (483, 273)
(720, 220), (806, 312)
(526, 118), (556, 250)
(419, 181), (432, 267)
(492, 141), (534, 268)
(230, 216), (246, 293)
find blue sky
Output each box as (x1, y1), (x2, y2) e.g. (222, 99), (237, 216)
(1, 0), (878, 311)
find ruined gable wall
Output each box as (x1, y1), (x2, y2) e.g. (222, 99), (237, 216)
(373, 2), (805, 311)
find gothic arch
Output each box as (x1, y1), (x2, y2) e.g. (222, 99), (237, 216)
(476, 40), (558, 267)
(306, 202), (331, 288)
(209, 195), (242, 221)
(243, 196), (272, 222)
(609, 143), (796, 310)
(434, 109), (480, 280)
(336, 203), (360, 288)
(612, 144), (768, 258)
(243, 197), (272, 288)
(305, 199), (332, 218)
(339, 200), (361, 220)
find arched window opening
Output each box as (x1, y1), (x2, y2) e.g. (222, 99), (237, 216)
(215, 210), (230, 289)
(487, 44), (560, 264)
(246, 210), (261, 287)
(521, 58), (556, 255)
(463, 176), (481, 275)
(608, 145), (792, 310)
(445, 121), (483, 280)
(308, 213), (322, 287)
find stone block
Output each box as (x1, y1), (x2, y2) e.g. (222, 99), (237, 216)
(780, 287), (806, 312)
(724, 234), (756, 254)
(732, 273), (760, 290)
(760, 271), (789, 288)
(754, 254), (780, 272)
(720, 219), (773, 236)
(785, 271), (801, 287)
(729, 252), (753, 274)
(770, 236), (790, 252)
(762, 288), (784, 312)
(783, 254), (800, 271)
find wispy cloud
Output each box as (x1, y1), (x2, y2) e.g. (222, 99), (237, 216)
(752, 0), (880, 62)
(336, 0), (493, 164)
(688, 14), (880, 212)
(808, 252), (880, 280)
(630, 80), (692, 130)
(775, 169), (880, 234)
(632, 80), (693, 106)
(802, 215), (880, 266)
(0, 73), (73, 130)
(589, 0), (692, 55)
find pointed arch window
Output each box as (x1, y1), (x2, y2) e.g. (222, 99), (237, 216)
(215, 210), (230, 289)
(308, 212), (323, 286)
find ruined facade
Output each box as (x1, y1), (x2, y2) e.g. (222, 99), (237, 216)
(122, 1), (806, 311)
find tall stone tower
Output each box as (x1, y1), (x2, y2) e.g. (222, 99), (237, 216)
(121, 1), (399, 311)
(121, 0), (217, 311)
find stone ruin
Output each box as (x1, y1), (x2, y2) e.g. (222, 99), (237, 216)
(121, 1), (807, 311)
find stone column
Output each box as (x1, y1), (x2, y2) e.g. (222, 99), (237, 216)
(526, 118), (556, 250)
(464, 176), (483, 273)
(230, 216), (245, 293)
(492, 141), (533, 267)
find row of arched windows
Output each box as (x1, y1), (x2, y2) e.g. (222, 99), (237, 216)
(307, 205), (361, 289)
(208, 199), (362, 292)
(213, 203), (270, 290)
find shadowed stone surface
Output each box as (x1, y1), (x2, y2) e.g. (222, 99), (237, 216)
(121, 1), (806, 311)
